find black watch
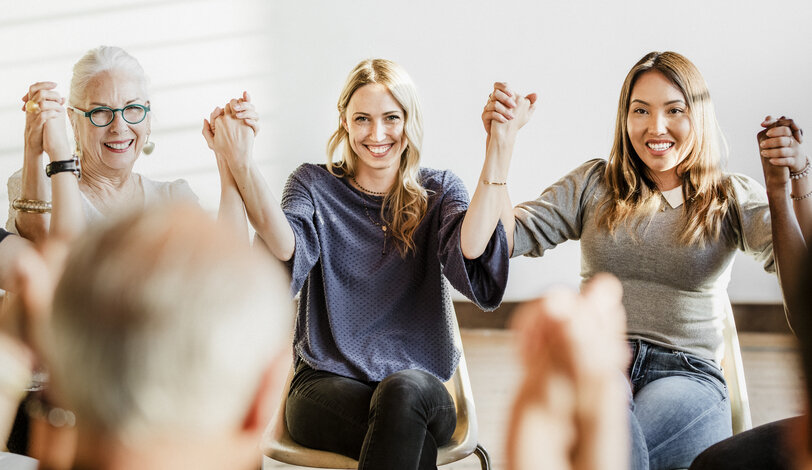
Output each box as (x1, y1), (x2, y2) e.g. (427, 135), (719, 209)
(45, 156), (82, 180)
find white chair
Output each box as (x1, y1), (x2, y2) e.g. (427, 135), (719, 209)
(720, 307), (753, 435)
(261, 352), (490, 469)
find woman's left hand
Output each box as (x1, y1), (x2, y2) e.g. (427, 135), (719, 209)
(758, 115), (806, 186)
(231, 91), (260, 136)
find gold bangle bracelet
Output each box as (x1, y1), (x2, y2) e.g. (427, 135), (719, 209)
(12, 198), (52, 214)
(482, 180), (507, 186)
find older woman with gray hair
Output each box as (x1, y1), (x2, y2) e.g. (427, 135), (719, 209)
(8, 45), (255, 240)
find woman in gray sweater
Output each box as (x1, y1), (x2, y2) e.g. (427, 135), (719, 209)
(475, 51), (810, 469)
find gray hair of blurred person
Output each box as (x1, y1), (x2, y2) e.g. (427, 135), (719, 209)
(69, 45), (150, 108)
(46, 204), (292, 443)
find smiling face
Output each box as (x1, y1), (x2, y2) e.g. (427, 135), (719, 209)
(626, 70), (693, 190)
(73, 68), (150, 176)
(342, 83), (407, 177)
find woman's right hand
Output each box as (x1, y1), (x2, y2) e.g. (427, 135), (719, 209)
(23, 82), (67, 159)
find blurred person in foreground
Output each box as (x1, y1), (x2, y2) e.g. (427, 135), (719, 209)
(2, 204), (293, 470)
(507, 274), (629, 470)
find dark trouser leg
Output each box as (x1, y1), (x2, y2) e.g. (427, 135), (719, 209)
(285, 364), (456, 469)
(285, 362), (374, 459)
(359, 369), (456, 470)
(689, 416), (801, 470)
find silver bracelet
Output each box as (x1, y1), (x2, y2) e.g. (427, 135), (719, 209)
(790, 158), (810, 180)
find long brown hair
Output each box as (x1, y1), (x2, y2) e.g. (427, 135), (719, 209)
(599, 51), (730, 245)
(326, 59), (428, 256)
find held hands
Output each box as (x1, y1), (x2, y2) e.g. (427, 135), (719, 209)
(507, 274), (629, 470)
(23, 82), (71, 161)
(1, 240), (69, 362)
(202, 91), (259, 169)
(511, 274), (628, 388)
(481, 82), (538, 138)
(757, 115), (807, 188)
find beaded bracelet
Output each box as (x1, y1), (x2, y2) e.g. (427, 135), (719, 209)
(790, 158), (811, 180)
(791, 189), (812, 201)
(26, 394), (76, 428)
(12, 198), (52, 214)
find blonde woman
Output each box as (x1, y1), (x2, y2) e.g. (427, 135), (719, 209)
(216, 58), (511, 468)
(473, 51), (809, 469)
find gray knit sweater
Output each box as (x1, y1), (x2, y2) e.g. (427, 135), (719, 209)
(513, 159), (774, 361)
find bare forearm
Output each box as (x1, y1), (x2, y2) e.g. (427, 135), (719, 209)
(216, 158), (250, 244)
(461, 130), (518, 258)
(790, 175), (812, 244)
(17, 151), (50, 242)
(230, 161), (295, 261)
(767, 187), (807, 329)
(0, 236), (34, 292)
(0, 336), (33, 445)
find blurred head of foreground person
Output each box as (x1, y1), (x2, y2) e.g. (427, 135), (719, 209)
(45, 204), (292, 470)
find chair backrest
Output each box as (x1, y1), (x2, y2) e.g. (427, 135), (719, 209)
(720, 307), (753, 434)
(260, 348), (480, 468)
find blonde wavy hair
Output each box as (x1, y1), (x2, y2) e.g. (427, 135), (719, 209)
(326, 59), (427, 257)
(599, 51), (730, 245)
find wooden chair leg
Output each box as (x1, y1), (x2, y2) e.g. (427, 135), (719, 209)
(474, 443), (491, 470)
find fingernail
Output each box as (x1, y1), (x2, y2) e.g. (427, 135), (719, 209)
(760, 150), (766, 156)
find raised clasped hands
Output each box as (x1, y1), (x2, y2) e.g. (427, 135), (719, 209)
(202, 91), (260, 170)
(507, 274), (629, 470)
(481, 82), (538, 139)
(757, 115), (806, 187)
(23, 81), (71, 162)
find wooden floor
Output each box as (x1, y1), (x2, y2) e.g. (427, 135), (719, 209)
(263, 330), (804, 470)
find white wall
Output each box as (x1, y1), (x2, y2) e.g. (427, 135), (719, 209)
(2, 0), (810, 302)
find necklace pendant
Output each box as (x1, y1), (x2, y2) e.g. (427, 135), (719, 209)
(381, 226), (387, 232)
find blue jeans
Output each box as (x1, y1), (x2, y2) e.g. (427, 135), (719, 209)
(627, 340), (732, 470)
(285, 361), (457, 470)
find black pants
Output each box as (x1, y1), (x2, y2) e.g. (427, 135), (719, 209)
(689, 416), (801, 470)
(285, 361), (457, 470)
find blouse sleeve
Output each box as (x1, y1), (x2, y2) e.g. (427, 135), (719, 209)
(512, 159), (605, 258)
(435, 171), (509, 311)
(281, 165), (321, 296)
(166, 179), (199, 205)
(727, 173), (775, 273)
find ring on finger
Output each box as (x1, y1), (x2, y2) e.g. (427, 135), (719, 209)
(25, 100), (40, 113)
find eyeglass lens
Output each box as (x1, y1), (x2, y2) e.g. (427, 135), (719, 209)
(90, 105), (147, 126)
